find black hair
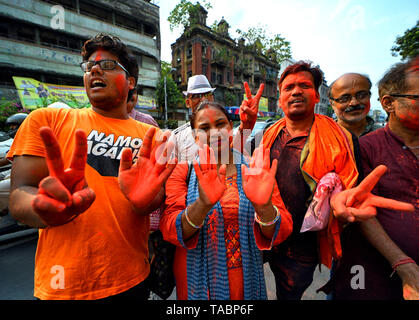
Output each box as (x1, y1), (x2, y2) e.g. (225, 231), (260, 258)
(278, 60), (323, 93)
(378, 56), (418, 99)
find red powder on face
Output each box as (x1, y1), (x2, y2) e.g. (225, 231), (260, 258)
(399, 109), (419, 130)
(114, 74), (126, 104)
(115, 74), (125, 95)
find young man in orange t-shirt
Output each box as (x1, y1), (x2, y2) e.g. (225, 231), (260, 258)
(7, 34), (175, 300)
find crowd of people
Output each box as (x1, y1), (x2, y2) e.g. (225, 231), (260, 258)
(4, 33), (418, 300)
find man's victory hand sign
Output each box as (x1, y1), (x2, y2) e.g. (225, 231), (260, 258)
(32, 127), (95, 227)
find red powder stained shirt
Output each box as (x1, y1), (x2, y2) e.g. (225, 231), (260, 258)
(269, 127), (318, 259)
(161, 163), (290, 300)
(359, 125), (419, 262)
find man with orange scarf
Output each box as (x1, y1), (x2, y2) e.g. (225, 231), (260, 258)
(262, 61), (413, 300)
(262, 61), (361, 300)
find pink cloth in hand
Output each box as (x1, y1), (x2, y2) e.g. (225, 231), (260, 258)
(300, 172), (343, 232)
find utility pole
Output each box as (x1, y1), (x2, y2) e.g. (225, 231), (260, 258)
(164, 76), (168, 122)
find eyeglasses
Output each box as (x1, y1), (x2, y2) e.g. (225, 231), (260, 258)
(330, 91), (371, 104)
(80, 59), (130, 75)
(188, 92), (213, 100)
(389, 94), (419, 100)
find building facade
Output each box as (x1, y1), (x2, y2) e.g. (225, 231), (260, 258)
(0, 0), (160, 105)
(170, 6), (280, 120)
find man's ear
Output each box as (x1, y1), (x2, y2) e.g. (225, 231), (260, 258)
(185, 98), (191, 109)
(329, 100), (338, 113)
(314, 91), (320, 104)
(381, 95), (395, 114)
(128, 76), (135, 90)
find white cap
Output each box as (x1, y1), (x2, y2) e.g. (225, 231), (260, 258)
(183, 75), (216, 96)
(48, 102), (71, 109)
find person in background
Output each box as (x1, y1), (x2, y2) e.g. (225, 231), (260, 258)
(170, 74), (264, 163)
(330, 56), (419, 300)
(127, 86), (159, 128)
(329, 73), (381, 137)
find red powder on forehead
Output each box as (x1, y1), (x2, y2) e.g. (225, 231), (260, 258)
(95, 49), (103, 61)
(204, 108), (217, 123)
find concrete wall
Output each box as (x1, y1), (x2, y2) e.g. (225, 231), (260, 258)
(0, 0), (160, 88)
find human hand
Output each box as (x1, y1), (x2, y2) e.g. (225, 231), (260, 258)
(239, 82), (265, 130)
(331, 165), (414, 223)
(396, 262), (419, 300)
(193, 144), (226, 207)
(32, 127), (95, 227)
(118, 127), (177, 211)
(242, 147), (277, 208)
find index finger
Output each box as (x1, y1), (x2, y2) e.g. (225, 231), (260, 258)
(357, 165), (387, 194)
(139, 126), (157, 159)
(39, 126), (64, 177)
(243, 82), (252, 100)
(69, 129), (87, 172)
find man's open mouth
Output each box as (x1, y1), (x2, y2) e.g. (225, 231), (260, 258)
(91, 79), (107, 88)
(290, 99), (304, 105)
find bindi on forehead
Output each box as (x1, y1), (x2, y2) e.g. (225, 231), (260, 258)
(94, 49), (103, 61)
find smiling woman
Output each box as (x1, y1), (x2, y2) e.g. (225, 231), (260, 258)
(160, 100), (293, 300)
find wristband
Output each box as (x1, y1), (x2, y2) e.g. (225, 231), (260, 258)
(184, 206), (204, 229)
(255, 205), (280, 227)
(390, 257), (416, 277)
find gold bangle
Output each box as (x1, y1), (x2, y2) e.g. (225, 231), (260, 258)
(184, 206), (204, 229)
(255, 205), (280, 227)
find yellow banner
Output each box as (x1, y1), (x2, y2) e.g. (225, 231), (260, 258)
(243, 94), (268, 112)
(136, 95), (157, 110)
(12, 77), (156, 110)
(13, 77), (90, 109)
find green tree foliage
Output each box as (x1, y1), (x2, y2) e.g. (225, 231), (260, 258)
(155, 61), (184, 120)
(391, 21), (419, 60)
(236, 25), (292, 64)
(224, 90), (236, 106)
(155, 76), (184, 109)
(0, 99), (30, 131)
(160, 61), (172, 77)
(168, 0), (212, 32)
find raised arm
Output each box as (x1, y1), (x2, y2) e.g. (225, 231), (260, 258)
(331, 165), (414, 222)
(232, 82), (264, 153)
(118, 126), (177, 215)
(242, 147), (283, 241)
(9, 127), (95, 228)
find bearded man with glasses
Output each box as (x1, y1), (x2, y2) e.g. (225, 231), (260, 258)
(329, 73), (381, 137)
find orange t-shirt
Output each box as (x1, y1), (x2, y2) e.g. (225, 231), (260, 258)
(7, 107), (156, 300)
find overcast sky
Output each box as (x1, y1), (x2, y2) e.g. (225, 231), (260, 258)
(157, 0), (418, 110)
